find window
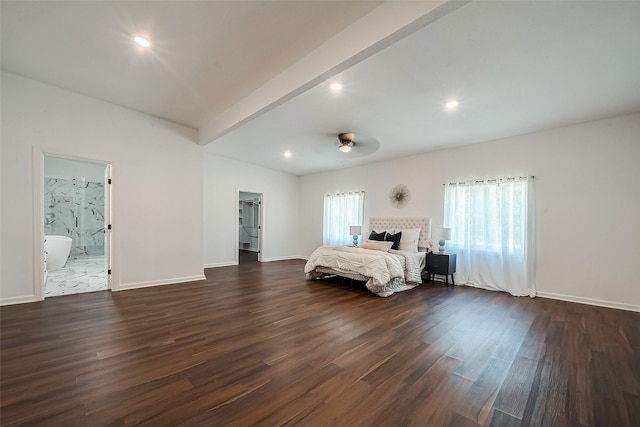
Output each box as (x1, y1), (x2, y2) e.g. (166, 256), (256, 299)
(323, 191), (364, 246)
(444, 177), (535, 296)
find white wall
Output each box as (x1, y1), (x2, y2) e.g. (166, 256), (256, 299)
(1, 72), (205, 304)
(203, 153), (300, 266)
(300, 113), (640, 311)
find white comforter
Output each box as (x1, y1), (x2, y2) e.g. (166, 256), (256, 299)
(304, 246), (424, 297)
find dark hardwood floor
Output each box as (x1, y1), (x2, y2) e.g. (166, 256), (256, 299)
(239, 249), (259, 264)
(1, 259), (639, 426)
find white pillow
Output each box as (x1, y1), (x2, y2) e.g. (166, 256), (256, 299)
(361, 240), (394, 252)
(398, 228), (421, 252)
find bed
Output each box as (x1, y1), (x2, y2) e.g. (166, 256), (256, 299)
(304, 217), (432, 297)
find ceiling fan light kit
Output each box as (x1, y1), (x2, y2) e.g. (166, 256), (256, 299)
(339, 142), (352, 153)
(338, 133), (355, 153)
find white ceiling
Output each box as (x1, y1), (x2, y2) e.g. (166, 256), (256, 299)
(3, 1), (640, 176)
(1, 0), (382, 128)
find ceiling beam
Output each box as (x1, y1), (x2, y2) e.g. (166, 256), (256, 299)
(198, 0), (471, 146)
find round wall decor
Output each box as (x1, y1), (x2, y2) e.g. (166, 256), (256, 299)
(389, 184), (410, 208)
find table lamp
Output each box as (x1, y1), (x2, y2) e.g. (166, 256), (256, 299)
(349, 225), (362, 247)
(437, 227), (452, 253)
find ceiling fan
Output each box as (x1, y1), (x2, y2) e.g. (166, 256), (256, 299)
(338, 133), (355, 153)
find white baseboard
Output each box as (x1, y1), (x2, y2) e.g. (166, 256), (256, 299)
(204, 261), (236, 268)
(204, 256), (306, 268)
(536, 291), (640, 313)
(118, 275), (206, 291)
(0, 294), (38, 306)
(261, 255), (306, 262)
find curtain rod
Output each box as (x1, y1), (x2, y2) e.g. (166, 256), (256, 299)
(442, 175), (535, 186)
(325, 190), (365, 196)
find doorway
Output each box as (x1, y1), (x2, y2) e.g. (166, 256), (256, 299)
(238, 191), (262, 264)
(42, 155), (111, 297)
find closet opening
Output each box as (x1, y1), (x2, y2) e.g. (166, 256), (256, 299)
(238, 191), (262, 264)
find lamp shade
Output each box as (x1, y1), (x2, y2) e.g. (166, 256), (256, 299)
(438, 227), (452, 240)
(349, 225), (362, 235)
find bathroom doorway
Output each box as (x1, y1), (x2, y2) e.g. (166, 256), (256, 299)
(238, 191), (262, 264)
(42, 155), (111, 297)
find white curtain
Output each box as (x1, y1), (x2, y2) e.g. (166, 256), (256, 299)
(323, 191), (364, 246)
(444, 177), (536, 297)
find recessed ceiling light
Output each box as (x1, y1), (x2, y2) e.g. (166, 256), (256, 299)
(134, 36), (151, 48)
(284, 151), (292, 158)
(330, 83), (342, 91)
(445, 100), (459, 110)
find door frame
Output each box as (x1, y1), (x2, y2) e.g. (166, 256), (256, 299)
(33, 147), (119, 300)
(235, 189), (263, 264)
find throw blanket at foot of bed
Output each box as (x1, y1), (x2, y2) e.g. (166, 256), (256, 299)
(304, 246), (424, 297)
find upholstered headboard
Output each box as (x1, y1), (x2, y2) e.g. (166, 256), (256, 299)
(369, 217), (432, 249)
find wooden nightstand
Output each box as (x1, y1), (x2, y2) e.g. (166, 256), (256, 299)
(425, 253), (457, 286)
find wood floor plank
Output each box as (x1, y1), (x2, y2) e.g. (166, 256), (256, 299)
(1, 259), (639, 426)
(623, 391), (640, 427)
(453, 356), (511, 425)
(489, 409), (522, 427)
(493, 355), (538, 420)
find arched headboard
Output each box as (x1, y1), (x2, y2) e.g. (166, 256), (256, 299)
(369, 217), (432, 249)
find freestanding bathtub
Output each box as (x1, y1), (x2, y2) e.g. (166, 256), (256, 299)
(44, 235), (72, 270)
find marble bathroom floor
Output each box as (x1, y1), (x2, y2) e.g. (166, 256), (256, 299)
(45, 257), (107, 297)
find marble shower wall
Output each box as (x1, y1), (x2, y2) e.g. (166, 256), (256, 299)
(44, 177), (105, 257)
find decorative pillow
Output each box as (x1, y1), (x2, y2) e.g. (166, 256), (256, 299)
(368, 230), (387, 241)
(384, 231), (402, 250)
(398, 228), (421, 252)
(361, 240), (394, 252)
